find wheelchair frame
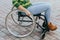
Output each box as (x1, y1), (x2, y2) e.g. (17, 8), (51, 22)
(5, 6), (50, 40)
(18, 11), (50, 39)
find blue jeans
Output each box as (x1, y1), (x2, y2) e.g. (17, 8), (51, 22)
(27, 2), (51, 22)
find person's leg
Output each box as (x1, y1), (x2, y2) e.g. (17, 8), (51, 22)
(27, 2), (57, 31)
(27, 2), (51, 22)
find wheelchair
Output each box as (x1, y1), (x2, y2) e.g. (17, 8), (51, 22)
(5, 6), (50, 40)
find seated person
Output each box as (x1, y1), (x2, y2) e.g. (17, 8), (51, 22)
(12, 0), (57, 31)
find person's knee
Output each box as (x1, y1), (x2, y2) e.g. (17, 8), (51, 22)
(40, 2), (51, 9)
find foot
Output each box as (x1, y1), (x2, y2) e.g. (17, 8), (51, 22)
(48, 22), (57, 31)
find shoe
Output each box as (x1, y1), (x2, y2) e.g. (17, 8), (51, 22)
(48, 22), (57, 31)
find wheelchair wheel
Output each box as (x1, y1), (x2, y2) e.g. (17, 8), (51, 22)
(5, 10), (35, 37)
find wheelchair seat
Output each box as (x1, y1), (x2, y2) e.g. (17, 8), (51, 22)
(18, 11), (41, 17)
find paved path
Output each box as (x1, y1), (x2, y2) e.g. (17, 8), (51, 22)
(0, 0), (60, 40)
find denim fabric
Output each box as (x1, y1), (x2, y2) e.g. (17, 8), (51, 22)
(27, 2), (51, 22)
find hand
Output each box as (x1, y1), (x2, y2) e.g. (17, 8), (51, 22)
(18, 5), (31, 16)
(26, 11), (31, 16)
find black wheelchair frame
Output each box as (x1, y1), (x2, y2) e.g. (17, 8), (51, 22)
(18, 12), (50, 39)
